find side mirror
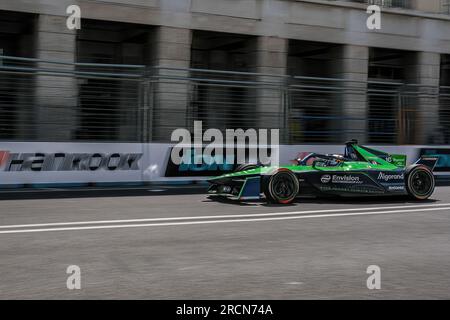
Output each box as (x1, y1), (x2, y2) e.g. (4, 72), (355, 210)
(312, 159), (343, 168)
(312, 160), (327, 169)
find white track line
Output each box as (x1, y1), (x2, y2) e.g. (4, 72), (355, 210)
(0, 186), (201, 193)
(0, 206), (449, 235)
(0, 203), (449, 230)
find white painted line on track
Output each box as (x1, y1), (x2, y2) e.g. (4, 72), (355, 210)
(1, 205), (449, 235)
(0, 203), (449, 230)
(0, 185), (202, 193)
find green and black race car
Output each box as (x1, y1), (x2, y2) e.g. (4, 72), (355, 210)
(207, 140), (439, 204)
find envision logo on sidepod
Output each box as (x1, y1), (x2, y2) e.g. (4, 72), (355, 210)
(332, 175), (362, 184)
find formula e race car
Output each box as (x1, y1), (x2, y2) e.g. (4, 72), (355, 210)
(207, 140), (439, 204)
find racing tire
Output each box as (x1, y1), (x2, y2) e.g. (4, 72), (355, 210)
(234, 163), (259, 173)
(263, 169), (299, 204)
(405, 164), (435, 200)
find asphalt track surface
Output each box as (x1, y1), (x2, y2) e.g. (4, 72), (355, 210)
(0, 185), (449, 299)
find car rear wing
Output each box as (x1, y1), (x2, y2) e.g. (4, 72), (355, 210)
(345, 141), (405, 166)
(415, 156), (439, 171)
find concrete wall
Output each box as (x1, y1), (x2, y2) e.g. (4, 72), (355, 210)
(2, 0), (450, 54)
(34, 14), (78, 141)
(252, 36), (288, 130)
(414, 0), (444, 13)
(405, 51), (442, 144)
(333, 45), (370, 143)
(150, 26), (192, 141)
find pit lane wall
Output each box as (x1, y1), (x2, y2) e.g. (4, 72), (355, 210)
(0, 142), (449, 187)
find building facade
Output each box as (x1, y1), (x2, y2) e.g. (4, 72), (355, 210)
(0, 0), (450, 144)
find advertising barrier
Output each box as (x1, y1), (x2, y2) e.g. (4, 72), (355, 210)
(0, 142), (449, 187)
(0, 142), (145, 186)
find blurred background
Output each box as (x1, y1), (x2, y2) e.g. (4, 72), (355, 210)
(0, 0), (450, 145)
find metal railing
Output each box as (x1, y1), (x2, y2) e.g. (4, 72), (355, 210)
(0, 55), (449, 144)
(0, 55), (145, 142)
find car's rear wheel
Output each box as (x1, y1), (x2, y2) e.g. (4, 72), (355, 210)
(405, 165), (435, 200)
(264, 169), (299, 204)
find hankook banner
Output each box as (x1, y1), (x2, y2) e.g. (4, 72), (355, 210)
(0, 142), (145, 185)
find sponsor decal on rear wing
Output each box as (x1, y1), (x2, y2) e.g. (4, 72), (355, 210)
(415, 155), (439, 171)
(420, 148), (450, 172)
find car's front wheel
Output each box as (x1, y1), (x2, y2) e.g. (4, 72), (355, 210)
(405, 165), (435, 200)
(264, 169), (299, 204)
